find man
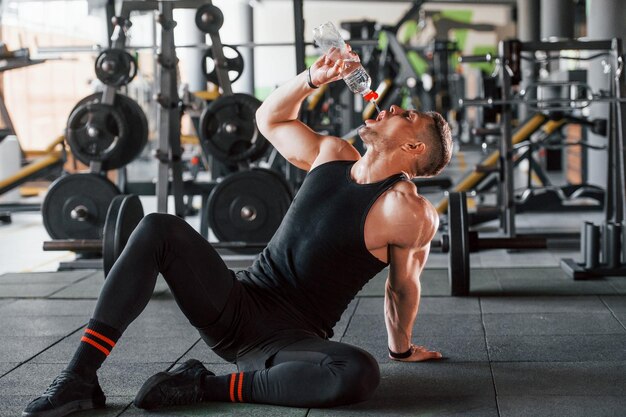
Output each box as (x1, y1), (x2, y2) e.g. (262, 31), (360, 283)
(23, 48), (451, 417)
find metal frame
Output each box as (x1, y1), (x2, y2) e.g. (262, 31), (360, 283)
(455, 37), (626, 289)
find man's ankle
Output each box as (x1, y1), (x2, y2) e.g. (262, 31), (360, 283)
(64, 367), (97, 384)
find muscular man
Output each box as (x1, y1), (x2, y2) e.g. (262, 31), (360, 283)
(23, 49), (451, 417)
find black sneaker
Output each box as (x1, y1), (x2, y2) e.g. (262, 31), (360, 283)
(134, 359), (214, 410)
(22, 370), (105, 417)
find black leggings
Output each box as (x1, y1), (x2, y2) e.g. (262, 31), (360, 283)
(92, 213), (379, 407)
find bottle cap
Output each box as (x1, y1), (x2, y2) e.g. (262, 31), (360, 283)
(363, 90), (379, 102)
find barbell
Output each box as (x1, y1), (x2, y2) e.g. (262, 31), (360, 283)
(446, 191), (580, 296)
(42, 192), (271, 277)
(44, 194), (144, 277)
(43, 169), (296, 274)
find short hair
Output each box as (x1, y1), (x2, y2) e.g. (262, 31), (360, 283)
(416, 111), (452, 177)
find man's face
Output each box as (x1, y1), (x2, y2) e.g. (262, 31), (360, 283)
(360, 105), (432, 146)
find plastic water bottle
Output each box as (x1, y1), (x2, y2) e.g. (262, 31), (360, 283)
(313, 22), (379, 103)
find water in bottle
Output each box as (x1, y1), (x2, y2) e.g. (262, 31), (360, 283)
(313, 22), (379, 104)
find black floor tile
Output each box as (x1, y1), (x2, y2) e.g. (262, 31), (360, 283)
(614, 313), (626, 329)
(496, 278), (618, 295)
(0, 363), (18, 376)
(0, 283), (74, 298)
(498, 395), (626, 417)
(0, 298), (96, 316)
(607, 277), (626, 294)
(0, 336), (64, 363)
(480, 296), (607, 314)
(309, 396), (498, 417)
(0, 316), (85, 337)
(121, 401), (307, 416)
(493, 268), (567, 281)
(601, 295), (626, 312)
(492, 361), (626, 396)
(375, 362), (495, 397)
(0, 270), (94, 285)
(482, 312), (625, 336)
(487, 334), (626, 362)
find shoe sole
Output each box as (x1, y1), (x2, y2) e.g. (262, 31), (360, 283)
(22, 399), (105, 417)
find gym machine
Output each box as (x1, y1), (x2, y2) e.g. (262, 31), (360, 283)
(41, 1), (295, 273)
(437, 111), (606, 223)
(0, 46), (62, 223)
(446, 37), (626, 295)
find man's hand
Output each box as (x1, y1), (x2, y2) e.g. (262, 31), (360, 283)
(309, 46), (359, 87)
(389, 344), (443, 362)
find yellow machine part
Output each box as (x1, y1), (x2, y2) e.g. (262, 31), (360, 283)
(0, 135), (64, 193)
(436, 113), (551, 214)
(307, 84), (329, 111)
(194, 89), (221, 102)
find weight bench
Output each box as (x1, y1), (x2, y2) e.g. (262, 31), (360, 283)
(435, 112), (550, 214)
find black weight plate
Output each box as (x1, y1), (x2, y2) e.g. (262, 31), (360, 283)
(66, 102), (126, 165)
(202, 44), (244, 85)
(447, 192), (470, 296)
(115, 94), (148, 166)
(252, 167), (293, 199)
(102, 194), (144, 278)
(42, 173), (120, 240)
(199, 93), (269, 164)
(95, 49), (137, 87)
(195, 3), (224, 34)
(207, 169), (292, 252)
(67, 93), (148, 170)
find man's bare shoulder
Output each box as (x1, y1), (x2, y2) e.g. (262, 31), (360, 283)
(383, 180), (439, 248)
(311, 136), (360, 169)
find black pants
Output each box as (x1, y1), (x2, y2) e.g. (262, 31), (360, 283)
(92, 213), (380, 407)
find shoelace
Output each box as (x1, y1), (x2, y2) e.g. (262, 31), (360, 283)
(42, 372), (77, 397)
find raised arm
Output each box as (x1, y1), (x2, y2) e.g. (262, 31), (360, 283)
(255, 50), (360, 171)
(384, 194), (443, 362)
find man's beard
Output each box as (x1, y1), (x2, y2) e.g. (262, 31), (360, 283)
(358, 125), (377, 144)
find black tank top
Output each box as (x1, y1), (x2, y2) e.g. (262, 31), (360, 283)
(239, 160), (406, 338)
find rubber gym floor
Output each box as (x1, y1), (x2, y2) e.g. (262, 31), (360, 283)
(1, 150), (626, 416)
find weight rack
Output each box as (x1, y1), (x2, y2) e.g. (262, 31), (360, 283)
(449, 37), (626, 295)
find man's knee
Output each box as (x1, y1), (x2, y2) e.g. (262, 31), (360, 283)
(330, 349), (380, 405)
(346, 349), (380, 401)
(134, 213), (183, 242)
(138, 213), (175, 233)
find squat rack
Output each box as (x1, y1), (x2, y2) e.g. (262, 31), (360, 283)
(448, 37), (626, 294)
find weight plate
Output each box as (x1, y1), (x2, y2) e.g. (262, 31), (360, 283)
(66, 102), (126, 165)
(95, 48), (137, 87)
(202, 44), (244, 85)
(195, 3), (224, 34)
(42, 173), (120, 240)
(207, 169), (292, 252)
(257, 167), (294, 199)
(102, 194), (144, 278)
(67, 93), (148, 170)
(199, 93), (270, 164)
(447, 192), (470, 296)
